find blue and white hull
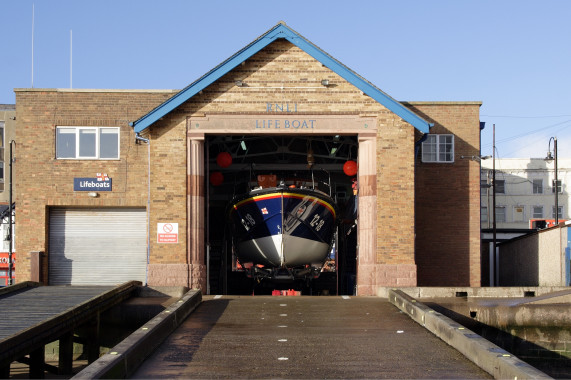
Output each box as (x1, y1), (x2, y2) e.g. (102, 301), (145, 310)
(228, 187), (338, 278)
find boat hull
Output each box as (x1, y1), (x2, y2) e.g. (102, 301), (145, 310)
(229, 188), (337, 270)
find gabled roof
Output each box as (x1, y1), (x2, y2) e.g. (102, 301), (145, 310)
(130, 22), (432, 134)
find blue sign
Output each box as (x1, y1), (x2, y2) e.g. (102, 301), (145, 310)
(74, 178), (112, 191)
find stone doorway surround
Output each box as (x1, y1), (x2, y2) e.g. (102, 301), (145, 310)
(186, 114), (377, 293)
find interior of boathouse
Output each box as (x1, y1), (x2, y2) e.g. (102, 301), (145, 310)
(205, 134), (359, 295)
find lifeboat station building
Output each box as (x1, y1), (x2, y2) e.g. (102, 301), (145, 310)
(14, 23), (482, 295)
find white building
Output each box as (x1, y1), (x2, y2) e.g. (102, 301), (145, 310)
(481, 158), (570, 230)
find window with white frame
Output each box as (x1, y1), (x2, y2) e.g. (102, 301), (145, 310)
(495, 206), (506, 223)
(532, 206), (543, 219)
(0, 218), (10, 252)
(532, 179), (543, 194)
(552, 180), (562, 194)
(421, 134), (454, 163)
(56, 127), (119, 159)
(552, 206), (563, 220)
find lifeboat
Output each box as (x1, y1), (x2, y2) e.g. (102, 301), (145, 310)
(228, 174), (338, 280)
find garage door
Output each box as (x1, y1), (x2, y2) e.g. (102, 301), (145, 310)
(49, 208), (147, 285)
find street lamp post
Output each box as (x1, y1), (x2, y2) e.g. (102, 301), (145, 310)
(545, 137), (558, 225)
(8, 141), (15, 286)
(492, 124), (497, 286)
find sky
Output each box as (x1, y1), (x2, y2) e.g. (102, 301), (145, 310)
(1, 0), (570, 159)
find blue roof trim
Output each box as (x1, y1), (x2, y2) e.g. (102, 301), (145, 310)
(131, 23), (431, 134)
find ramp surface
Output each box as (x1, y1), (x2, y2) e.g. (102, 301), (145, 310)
(133, 296), (492, 379)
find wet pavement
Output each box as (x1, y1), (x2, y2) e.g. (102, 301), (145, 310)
(132, 296), (492, 379)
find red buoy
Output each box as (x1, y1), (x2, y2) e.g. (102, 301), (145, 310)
(216, 152), (232, 168)
(210, 171), (224, 186)
(343, 160), (358, 176)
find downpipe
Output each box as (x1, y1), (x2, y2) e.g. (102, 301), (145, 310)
(136, 133), (151, 285)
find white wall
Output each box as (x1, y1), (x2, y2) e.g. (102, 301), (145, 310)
(498, 224), (569, 286)
(538, 227), (566, 286)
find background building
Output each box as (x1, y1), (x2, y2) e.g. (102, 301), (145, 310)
(0, 104), (16, 286)
(481, 158), (569, 229)
(480, 157), (570, 286)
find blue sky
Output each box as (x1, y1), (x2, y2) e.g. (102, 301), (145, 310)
(2, 0), (570, 158)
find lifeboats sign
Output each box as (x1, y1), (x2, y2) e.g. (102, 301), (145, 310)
(74, 173), (112, 191)
(157, 223), (178, 243)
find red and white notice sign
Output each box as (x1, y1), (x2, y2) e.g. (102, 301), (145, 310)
(157, 223), (178, 243)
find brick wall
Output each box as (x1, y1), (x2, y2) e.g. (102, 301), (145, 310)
(14, 89), (177, 281)
(14, 40), (481, 291)
(177, 41), (381, 114)
(377, 115), (416, 265)
(409, 102), (482, 286)
(372, 115), (418, 289)
(158, 40), (418, 292)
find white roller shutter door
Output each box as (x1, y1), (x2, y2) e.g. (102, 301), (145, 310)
(49, 208), (147, 285)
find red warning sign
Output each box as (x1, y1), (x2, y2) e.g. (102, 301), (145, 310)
(157, 223), (178, 243)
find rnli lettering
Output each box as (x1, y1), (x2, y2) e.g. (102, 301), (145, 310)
(255, 119), (316, 129)
(266, 103), (297, 112)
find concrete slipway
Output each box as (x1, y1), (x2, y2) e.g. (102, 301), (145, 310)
(73, 288), (561, 379)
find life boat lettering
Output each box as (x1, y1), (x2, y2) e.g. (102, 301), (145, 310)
(255, 119), (316, 129)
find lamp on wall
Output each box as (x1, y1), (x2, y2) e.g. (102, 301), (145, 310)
(545, 137), (558, 225)
(321, 79), (330, 87)
(88, 192), (99, 198)
(235, 80), (245, 87)
(460, 155), (492, 162)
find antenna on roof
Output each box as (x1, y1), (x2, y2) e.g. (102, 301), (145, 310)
(70, 29), (73, 88)
(31, 3), (34, 88)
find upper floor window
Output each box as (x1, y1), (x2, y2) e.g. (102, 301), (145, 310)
(56, 127), (119, 159)
(532, 179), (543, 194)
(552, 180), (562, 194)
(421, 134), (454, 163)
(495, 179), (505, 194)
(532, 206), (543, 219)
(0, 218), (12, 252)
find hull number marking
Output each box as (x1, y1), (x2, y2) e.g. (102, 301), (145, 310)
(310, 214), (325, 231)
